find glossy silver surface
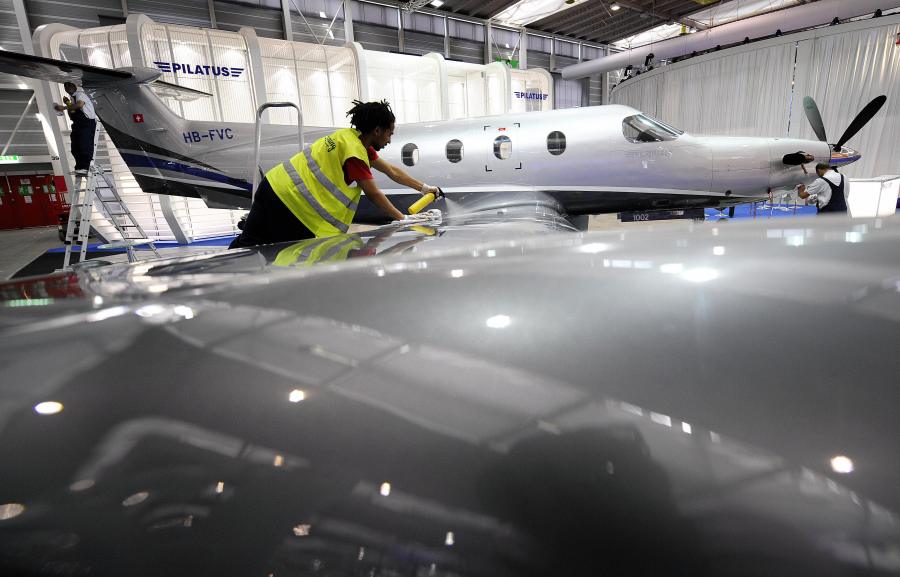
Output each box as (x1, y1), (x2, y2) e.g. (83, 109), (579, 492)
(1, 211), (899, 576)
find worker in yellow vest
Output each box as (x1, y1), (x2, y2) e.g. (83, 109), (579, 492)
(230, 100), (441, 249)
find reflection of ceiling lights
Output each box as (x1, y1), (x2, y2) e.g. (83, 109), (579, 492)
(830, 455), (854, 474)
(430, 0), (444, 6)
(493, 0), (589, 26)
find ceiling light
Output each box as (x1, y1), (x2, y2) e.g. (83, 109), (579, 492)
(380, 482), (392, 496)
(289, 389), (306, 403)
(611, 3), (620, 10)
(319, 10), (327, 18)
(430, 0), (444, 6)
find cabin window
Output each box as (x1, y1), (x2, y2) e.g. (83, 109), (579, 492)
(493, 135), (512, 160)
(547, 131), (566, 155)
(622, 114), (681, 143)
(446, 139), (464, 163)
(401, 143), (419, 166)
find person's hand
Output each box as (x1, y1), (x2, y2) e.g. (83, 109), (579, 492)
(420, 183), (440, 196)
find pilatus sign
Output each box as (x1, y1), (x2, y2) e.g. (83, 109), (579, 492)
(514, 91), (549, 100)
(153, 61), (244, 78)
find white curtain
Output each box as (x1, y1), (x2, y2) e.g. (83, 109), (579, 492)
(793, 22), (900, 178)
(612, 41), (794, 136)
(610, 14), (900, 179)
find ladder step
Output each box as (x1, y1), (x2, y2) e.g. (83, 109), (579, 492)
(98, 239), (154, 249)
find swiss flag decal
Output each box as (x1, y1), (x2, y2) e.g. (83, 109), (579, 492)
(133, 114), (144, 123)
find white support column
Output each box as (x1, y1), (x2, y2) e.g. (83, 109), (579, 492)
(281, 0), (293, 41)
(208, 0), (217, 28)
(239, 27), (268, 118)
(126, 13), (190, 244)
(125, 13), (152, 66)
(518, 27), (527, 69)
(397, 7), (404, 53)
(550, 37), (556, 71)
(121, 0), (128, 16)
(443, 16), (449, 58)
(424, 53), (449, 120)
(348, 41), (369, 100)
(485, 20), (492, 64)
(343, 0), (354, 44)
(20, 4), (71, 191)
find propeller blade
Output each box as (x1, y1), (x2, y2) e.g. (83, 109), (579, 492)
(803, 96), (828, 143)
(834, 95), (887, 151)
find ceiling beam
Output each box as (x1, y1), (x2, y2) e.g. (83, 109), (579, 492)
(613, 0), (709, 30)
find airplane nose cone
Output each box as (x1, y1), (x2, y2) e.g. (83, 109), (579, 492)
(830, 146), (862, 167)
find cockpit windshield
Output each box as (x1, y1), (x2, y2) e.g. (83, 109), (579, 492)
(622, 114), (683, 143)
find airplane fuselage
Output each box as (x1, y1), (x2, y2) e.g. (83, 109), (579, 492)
(91, 68), (832, 218)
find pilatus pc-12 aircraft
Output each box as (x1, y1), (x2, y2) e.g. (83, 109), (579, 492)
(0, 50), (886, 221)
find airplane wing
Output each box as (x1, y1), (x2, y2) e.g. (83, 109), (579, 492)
(151, 79), (212, 100)
(0, 50), (132, 86)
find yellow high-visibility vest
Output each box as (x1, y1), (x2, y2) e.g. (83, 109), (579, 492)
(272, 235), (364, 267)
(267, 127), (369, 237)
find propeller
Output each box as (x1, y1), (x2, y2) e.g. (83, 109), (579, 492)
(834, 95), (886, 151)
(802, 96), (827, 143)
(803, 95), (887, 152)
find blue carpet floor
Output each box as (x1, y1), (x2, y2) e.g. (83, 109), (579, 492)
(45, 235), (237, 253)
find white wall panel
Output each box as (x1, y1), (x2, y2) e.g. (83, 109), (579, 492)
(510, 68), (551, 112)
(792, 21), (900, 178)
(365, 50), (441, 123)
(610, 14), (900, 178)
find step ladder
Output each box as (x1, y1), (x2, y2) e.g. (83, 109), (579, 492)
(62, 162), (160, 270)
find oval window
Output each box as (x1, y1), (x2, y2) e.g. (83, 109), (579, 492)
(547, 131), (566, 156)
(446, 139), (464, 163)
(493, 135), (512, 160)
(401, 143), (419, 166)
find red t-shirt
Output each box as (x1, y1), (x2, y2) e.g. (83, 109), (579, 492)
(343, 146), (378, 185)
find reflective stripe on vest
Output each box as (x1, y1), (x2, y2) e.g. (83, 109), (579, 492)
(273, 235), (364, 267)
(267, 128), (368, 237)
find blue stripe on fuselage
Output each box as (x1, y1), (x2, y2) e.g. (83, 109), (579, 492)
(120, 152), (252, 192)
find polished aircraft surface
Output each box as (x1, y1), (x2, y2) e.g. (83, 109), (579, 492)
(0, 210), (899, 576)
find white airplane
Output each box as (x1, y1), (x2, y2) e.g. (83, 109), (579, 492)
(0, 50), (885, 223)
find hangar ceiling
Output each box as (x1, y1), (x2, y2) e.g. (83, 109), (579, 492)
(435, 0), (723, 43)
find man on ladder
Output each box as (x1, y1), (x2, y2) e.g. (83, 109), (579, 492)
(53, 82), (159, 269)
(54, 82), (97, 176)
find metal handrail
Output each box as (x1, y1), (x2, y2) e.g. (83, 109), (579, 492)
(253, 102), (304, 202)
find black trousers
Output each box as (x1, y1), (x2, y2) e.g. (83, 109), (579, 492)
(229, 177), (315, 249)
(71, 118), (97, 171)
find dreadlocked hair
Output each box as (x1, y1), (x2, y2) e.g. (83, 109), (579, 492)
(346, 100), (395, 134)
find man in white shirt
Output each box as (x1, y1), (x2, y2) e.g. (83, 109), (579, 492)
(797, 163), (847, 214)
(53, 82), (97, 175)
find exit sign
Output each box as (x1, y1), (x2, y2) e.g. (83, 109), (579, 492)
(0, 155), (20, 163)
